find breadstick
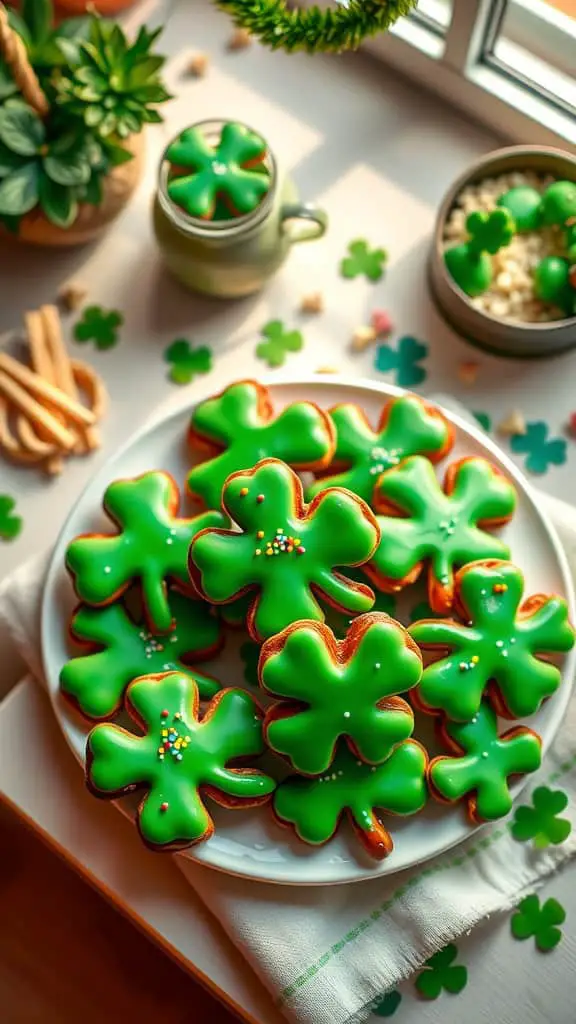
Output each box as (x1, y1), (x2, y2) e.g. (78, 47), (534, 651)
(20, 309), (65, 473)
(41, 304), (80, 465)
(0, 352), (96, 427)
(71, 359), (108, 451)
(0, 397), (51, 465)
(0, 371), (77, 450)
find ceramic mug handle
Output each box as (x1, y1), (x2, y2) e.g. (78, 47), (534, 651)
(280, 203), (328, 244)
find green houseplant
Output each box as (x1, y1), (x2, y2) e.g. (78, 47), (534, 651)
(0, 0), (170, 245)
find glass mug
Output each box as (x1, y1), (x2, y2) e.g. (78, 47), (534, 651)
(152, 119), (328, 299)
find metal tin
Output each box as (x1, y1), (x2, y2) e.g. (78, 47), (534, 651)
(429, 145), (576, 358)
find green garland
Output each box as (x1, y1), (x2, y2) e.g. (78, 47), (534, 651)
(214, 0), (419, 53)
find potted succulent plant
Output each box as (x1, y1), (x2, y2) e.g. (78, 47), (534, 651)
(0, 0), (170, 245)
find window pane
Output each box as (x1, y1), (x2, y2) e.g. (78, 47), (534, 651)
(489, 0), (576, 111)
(411, 0), (453, 33)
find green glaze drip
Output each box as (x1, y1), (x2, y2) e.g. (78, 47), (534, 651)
(430, 703), (542, 821)
(87, 672), (276, 849)
(262, 617), (420, 774)
(187, 381), (334, 511)
(60, 591), (223, 719)
(66, 472), (227, 633)
(410, 561), (575, 721)
(370, 456), (516, 612)
(307, 396), (451, 505)
(274, 742), (427, 859)
(190, 459), (379, 642)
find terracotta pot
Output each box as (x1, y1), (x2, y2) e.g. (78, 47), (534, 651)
(15, 132), (145, 247)
(54, 0), (138, 13)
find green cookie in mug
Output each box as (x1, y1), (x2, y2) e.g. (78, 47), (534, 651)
(153, 119), (328, 298)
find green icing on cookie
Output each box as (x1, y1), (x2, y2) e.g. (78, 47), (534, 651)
(189, 459), (379, 642)
(410, 560), (575, 721)
(307, 396), (451, 505)
(187, 380), (334, 512)
(262, 616), (420, 774)
(66, 472), (226, 633)
(369, 456), (516, 613)
(274, 741), (427, 860)
(87, 672), (276, 850)
(60, 591), (223, 719)
(429, 703), (542, 822)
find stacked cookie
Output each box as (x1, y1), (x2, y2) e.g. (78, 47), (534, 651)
(60, 379), (575, 863)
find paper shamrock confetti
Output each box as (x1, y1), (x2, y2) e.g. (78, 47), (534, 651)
(189, 459), (379, 642)
(372, 991), (402, 1018)
(164, 340), (213, 384)
(273, 741), (428, 860)
(261, 615), (421, 774)
(369, 456), (516, 613)
(60, 591), (223, 719)
(66, 471), (226, 633)
(340, 239), (387, 282)
(510, 421), (567, 475)
(511, 786), (572, 849)
(375, 336), (429, 388)
(415, 944), (468, 999)
(165, 122), (270, 219)
(429, 703), (542, 822)
(255, 320), (303, 368)
(410, 561), (575, 720)
(0, 494), (23, 541)
(87, 672), (276, 850)
(473, 411), (492, 433)
(307, 395), (452, 504)
(511, 895), (565, 952)
(73, 306), (124, 350)
(187, 380), (335, 511)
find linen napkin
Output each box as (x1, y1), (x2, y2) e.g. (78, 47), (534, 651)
(2, 403), (576, 1024)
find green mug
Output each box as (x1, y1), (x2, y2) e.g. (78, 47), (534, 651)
(152, 119), (328, 299)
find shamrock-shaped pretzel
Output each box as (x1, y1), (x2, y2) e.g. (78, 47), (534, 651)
(87, 671), (276, 851)
(411, 561), (575, 721)
(166, 121), (271, 219)
(274, 741), (428, 860)
(429, 703), (542, 823)
(307, 395), (453, 505)
(260, 614), (421, 774)
(186, 380), (335, 511)
(60, 591), (223, 720)
(66, 472), (226, 632)
(189, 459), (380, 642)
(367, 456), (516, 613)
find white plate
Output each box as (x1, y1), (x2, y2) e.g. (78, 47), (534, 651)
(42, 377), (576, 885)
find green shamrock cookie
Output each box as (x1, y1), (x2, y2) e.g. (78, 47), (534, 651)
(60, 591), (223, 719)
(273, 741), (428, 860)
(340, 239), (387, 281)
(186, 380), (335, 511)
(323, 569), (395, 639)
(410, 561), (575, 721)
(260, 614), (421, 774)
(511, 786), (572, 849)
(307, 395), (452, 505)
(87, 672), (276, 850)
(429, 703), (542, 822)
(415, 944), (467, 999)
(166, 121), (270, 219)
(66, 472), (226, 633)
(73, 306), (123, 350)
(511, 894), (565, 952)
(368, 456), (516, 613)
(189, 459), (379, 642)
(255, 320), (303, 368)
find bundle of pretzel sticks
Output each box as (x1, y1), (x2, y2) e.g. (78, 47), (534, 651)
(0, 305), (107, 476)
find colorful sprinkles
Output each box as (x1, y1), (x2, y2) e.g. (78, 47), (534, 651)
(157, 711), (191, 762)
(255, 526), (306, 557)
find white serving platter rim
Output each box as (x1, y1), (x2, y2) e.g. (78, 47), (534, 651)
(41, 375), (576, 885)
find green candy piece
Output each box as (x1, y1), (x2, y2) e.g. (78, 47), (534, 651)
(534, 256), (573, 312)
(187, 380), (335, 512)
(87, 672), (276, 850)
(60, 591), (223, 719)
(273, 741), (428, 860)
(410, 560), (575, 721)
(306, 395), (452, 505)
(368, 456), (516, 614)
(540, 180), (576, 227)
(511, 894), (565, 952)
(66, 472), (226, 633)
(444, 209), (515, 297)
(166, 121), (271, 220)
(189, 459), (379, 642)
(261, 616), (420, 775)
(498, 186), (543, 233)
(429, 703), (542, 822)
